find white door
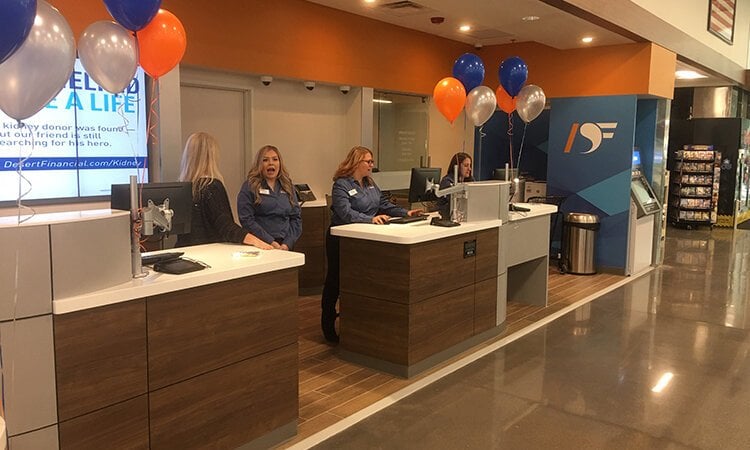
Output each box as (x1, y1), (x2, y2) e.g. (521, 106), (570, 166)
(180, 84), (248, 221)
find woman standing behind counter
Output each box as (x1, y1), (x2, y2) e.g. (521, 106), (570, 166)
(175, 132), (273, 250)
(237, 145), (302, 250)
(321, 146), (422, 343)
(437, 152), (474, 220)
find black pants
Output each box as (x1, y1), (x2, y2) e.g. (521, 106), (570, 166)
(320, 227), (340, 330)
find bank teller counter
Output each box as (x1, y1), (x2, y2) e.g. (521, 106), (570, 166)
(332, 219), (505, 378)
(0, 209), (304, 450)
(297, 199), (328, 295)
(331, 200), (557, 378)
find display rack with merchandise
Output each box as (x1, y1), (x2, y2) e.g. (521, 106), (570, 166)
(669, 145), (721, 229)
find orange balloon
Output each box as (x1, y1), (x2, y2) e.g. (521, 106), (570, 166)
(137, 9), (186, 79)
(433, 77), (466, 124)
(495, 85), (516, 114)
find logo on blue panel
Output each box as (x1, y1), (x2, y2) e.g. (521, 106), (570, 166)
(564, 122), (618, 154)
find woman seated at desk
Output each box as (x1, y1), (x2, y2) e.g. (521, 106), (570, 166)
(175, 132), (273, 250)
(437, 152), (474, 219)
(321, 146), (422, 343)
(237, 145), (302, 251)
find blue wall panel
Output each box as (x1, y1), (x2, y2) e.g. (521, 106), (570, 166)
(474, 109), (550, 181)
(548, 96), (637, 270)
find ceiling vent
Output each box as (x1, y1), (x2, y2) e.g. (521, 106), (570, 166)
(378, 1), (434, 17)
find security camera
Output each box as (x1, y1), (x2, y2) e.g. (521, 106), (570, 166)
(260, 75), (273, 86)
(339, 85), (351, 94)
(304, 81), (315, 91)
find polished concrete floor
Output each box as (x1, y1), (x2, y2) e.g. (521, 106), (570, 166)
(313, 227), (750, 449)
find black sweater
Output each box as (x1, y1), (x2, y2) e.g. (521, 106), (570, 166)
(175, 179), (246, 247)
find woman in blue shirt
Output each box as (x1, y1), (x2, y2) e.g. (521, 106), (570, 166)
(321, 146), (422, 343)
(437, 152), (474, 219)
(238, 145), (302, 250)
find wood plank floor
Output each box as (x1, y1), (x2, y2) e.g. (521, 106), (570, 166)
(278, 268), (625, 448)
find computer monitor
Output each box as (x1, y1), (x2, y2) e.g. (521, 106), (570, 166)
(491, 168), (518, 181)
(110, 182), (193, 235)
(408, 167), (441, 203)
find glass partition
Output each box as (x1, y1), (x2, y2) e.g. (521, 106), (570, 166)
(372, 91), (428, 171)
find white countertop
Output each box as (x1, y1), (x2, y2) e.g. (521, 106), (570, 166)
(509, 203), (558, 221)
(331, 217), (503, 244)
(0, 208), (129, 228)
(53, 243), (305, 314)
(301, 199), (327, 208)
(330, 203), (557, 244)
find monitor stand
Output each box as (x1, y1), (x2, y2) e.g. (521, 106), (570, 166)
(509, 203), (530, 212)
(430, 217), (460, 227)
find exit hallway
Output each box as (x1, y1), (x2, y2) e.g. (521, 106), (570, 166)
(313, 227), (750, 449)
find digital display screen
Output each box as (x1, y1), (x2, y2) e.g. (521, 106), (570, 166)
(0, 59), (147, 203)
(632, 149), (641, 166)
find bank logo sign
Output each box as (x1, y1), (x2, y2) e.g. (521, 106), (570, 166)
(564, 122), (618, 154)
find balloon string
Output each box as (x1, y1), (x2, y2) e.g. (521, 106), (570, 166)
(517, 122), (529, 177)
(507, 112), (514, 171)
(15, 121), (36, 224)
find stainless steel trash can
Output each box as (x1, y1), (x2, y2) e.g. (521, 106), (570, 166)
(563, 213), (600, 275)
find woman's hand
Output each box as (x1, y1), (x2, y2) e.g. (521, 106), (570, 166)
(243, 233), (274, 250)
(407, 209), (424, 217)
(271, 241), (282, 249)
(279, 244), (290, 251)
(372, 214), (390, 224)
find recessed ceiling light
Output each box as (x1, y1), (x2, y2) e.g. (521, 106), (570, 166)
(522, 15), (540, 21)
(459, 24), (471, 32)
(581, 36), (593, 43)
(364, 0), (377, 4)
(675, 70), (708, 80)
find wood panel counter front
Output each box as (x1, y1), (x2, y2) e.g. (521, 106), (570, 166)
(331, 220), (503, 378)
(52, 244), (304, 450)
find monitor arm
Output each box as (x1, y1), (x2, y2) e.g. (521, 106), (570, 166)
(141, 198), (174, 236)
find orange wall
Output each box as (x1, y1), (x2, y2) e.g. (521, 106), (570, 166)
(51, 0), (674, 98)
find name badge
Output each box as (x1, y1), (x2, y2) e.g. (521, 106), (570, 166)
(348, 189), (358, 196)
(260, 189), (270, 195)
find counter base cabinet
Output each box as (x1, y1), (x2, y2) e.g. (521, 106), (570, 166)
(297, 205), (327, 295)
(54, 269), (299, 450)
(339, 229), (502, 377)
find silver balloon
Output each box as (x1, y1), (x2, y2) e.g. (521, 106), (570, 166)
(515, 84), (546, 123)
(79, 21), (137, 94)
(465, 85), (497, 127)
(0, 1), (75, 121)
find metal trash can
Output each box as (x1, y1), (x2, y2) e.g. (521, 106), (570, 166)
(563, 213), (600, 275)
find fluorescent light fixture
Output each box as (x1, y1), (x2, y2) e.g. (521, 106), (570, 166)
(651, 372), (674, 393)
(675, 70), (708, 80)
(373, 99), (393, 104)
(522, 15), (540, 21)
(581, 36), (593, 43)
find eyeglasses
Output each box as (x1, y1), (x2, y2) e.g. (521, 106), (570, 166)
(361, 159), (375, 166)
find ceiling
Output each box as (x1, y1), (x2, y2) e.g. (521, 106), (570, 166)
(307, 0), (726, 86)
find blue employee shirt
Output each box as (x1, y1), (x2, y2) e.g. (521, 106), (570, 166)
(237, 180), (302, 248)
(330, 177), (407, 226)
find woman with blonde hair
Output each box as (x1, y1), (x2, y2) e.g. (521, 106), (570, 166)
(320, 146), (422, 343)
(237, 145), (302, 250)
(175, 132), (272, 249)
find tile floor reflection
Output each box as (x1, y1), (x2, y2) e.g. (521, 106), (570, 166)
(313, 227), (750, 449)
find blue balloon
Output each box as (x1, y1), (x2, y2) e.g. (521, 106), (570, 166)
(498, 56), (528, 97)
(452, 53), (485, 93)
(103, 0), (162, 32)
(0, 0), (36, 65)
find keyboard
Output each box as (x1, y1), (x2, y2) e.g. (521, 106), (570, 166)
(430, 218), (460, 227)
(141, 251), (184, 266)
(389, 215), (428, 224)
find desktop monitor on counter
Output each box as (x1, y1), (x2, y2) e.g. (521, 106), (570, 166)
(110, 182), (193, 236)
(408, 167), (441, 203)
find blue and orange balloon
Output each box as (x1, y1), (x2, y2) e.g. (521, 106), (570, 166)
(452, 53), (485, 93)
